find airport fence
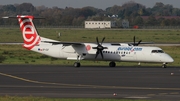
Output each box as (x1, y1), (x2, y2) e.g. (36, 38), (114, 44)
(138, 26), (180, 29)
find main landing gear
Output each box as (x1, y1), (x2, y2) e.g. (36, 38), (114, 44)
(74, 62), (81, 67)
(74, 55), (82, 68)
(109, 61), (116, 67)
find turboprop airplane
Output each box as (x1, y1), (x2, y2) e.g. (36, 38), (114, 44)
(2, 15), (174, 68)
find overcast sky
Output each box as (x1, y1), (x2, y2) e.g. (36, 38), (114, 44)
(0, 0), (180, 9)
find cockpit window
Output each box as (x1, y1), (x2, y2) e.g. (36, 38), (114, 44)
(158, 50), (164, 53)
(151, 50), (164, 53)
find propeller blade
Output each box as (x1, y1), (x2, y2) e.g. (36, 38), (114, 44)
(137, 40), (142, 45)
(94, 37), (107, 59)
(96, 37), (99, 45)
(100, 50), (104, 59)
(133, 36), (142, 46)
(95, 50), (99, 59)
(101, 37), (105, 45)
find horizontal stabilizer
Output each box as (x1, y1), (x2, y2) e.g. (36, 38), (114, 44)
(2, 15), (45, 19)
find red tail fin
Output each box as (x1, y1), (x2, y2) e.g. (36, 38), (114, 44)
(17, 15), (40, 50)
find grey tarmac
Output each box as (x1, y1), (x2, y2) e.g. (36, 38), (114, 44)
(0, 65), (180, 101)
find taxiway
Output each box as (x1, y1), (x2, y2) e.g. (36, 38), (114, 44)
(0, 65), (180, 101)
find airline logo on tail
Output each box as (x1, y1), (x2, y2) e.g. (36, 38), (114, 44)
(17, 15), (40, 50)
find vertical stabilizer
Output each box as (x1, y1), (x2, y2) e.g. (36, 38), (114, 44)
(17, 15), (41, 50)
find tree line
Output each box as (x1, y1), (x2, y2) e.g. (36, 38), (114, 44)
(1, 1), (180, 27)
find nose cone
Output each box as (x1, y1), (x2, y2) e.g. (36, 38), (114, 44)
(168, 57), (174, 63)
(165, 54), (174, 63)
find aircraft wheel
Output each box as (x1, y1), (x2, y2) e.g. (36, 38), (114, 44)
(109, 61), (116, 67)
(162, 64), (167, 68)
(74, 62), (81, 67)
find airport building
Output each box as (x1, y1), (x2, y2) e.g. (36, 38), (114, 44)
(85, 21), (116, 29)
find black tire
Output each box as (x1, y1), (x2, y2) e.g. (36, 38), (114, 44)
(74, 62), (81, 67)
(109, 62), (116, 67)
(162, 64), (167, 68)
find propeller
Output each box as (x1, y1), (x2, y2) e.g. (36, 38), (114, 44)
(133, 36), (142, 46)
(92, 37), (108, 59)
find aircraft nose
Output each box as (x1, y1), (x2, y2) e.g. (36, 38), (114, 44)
(168, 57), (174, 63)
(166, 55), (174, 63)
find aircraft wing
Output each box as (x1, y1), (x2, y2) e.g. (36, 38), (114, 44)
(42, 41), (84, 46)
(128, 42), (154, 45)
(42, 41), (88, 55)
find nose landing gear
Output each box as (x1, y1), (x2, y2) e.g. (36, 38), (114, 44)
(162, 63), (167, 68)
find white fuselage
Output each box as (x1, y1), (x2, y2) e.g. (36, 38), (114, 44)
(31, 38), (174, 63)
